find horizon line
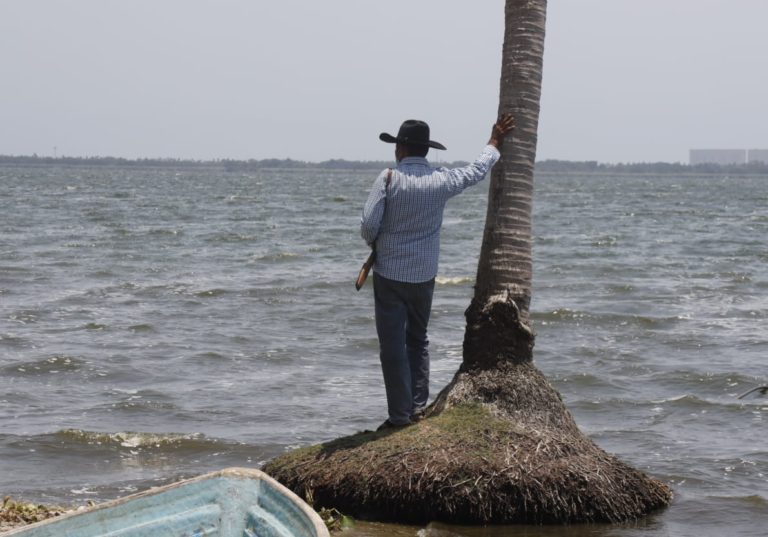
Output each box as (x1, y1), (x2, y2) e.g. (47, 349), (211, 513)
(0, 152), (699, 166)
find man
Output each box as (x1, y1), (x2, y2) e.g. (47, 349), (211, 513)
(360, 115), (515, 430)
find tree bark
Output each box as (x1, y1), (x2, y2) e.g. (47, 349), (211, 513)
(463, 0), (546, 370)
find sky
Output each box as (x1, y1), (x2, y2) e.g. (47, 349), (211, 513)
(1, 0), (766, 164)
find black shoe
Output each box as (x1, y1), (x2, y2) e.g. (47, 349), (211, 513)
(376, 419), (410, 431)
(411, 408), (426, 422)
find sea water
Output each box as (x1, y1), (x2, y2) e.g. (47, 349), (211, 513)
(1, 165), (766, 536)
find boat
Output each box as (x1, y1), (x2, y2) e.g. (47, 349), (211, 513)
(4, 467), (329, 537)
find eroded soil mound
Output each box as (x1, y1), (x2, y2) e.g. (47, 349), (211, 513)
(265, 362), (672, 524)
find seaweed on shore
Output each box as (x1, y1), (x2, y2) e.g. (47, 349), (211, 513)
(0, 497), (65, 532)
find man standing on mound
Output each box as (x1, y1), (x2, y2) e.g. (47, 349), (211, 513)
(361, 115), (515, 430)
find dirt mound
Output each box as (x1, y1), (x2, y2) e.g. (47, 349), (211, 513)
(264, 362), (672, 524)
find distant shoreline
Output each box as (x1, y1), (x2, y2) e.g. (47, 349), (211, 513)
(2, 154), (768, 176)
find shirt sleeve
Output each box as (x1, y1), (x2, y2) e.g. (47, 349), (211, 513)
(360, 169), (389, 246)
(442, 145), (501, 197)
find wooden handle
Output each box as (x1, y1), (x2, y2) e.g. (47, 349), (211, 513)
(355, 252), (376, 291)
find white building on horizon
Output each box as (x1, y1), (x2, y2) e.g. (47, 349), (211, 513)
(689, 149), (746, 165)
(748, 149), (768, 164)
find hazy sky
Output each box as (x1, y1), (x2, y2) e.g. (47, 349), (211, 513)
(1, 0), (766, 163)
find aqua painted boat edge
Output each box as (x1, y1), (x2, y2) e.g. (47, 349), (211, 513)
(2, 467), (329, 537)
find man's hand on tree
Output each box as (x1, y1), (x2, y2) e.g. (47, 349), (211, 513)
(488, 113), (516, 149)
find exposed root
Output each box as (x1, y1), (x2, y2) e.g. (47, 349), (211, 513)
(462, 293), (535, 369)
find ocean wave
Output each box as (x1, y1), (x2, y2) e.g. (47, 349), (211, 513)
(1, 355), (86, 376)
(706, 494), (767, 507)
(222, 194), (259, 204)
(53, 429), (226, 451)
(146, 228), (183, 237)
(566, 389), (765, 415)
(649, 393), (710, 406)
(0, 333), (28, 348)
(591, 235), (619, 247)
(253, 252), (300, 262)
(7, 310), (41, 325)
(108, 398), (180, 413)
(534, 308), (588, 321)
(128, 323), (155, 332)
(81, 322), (108, 331)
(533, 308), (684, 329)
(88, 269), (117, 278)
(191, 351), (228, 362)
(647, 370), (768, 396)
(0, 265), (33, 274)
(205, 232), (257, 243)
(604, 283), (635, 294)
(435, 276), (473, 286)
(194, 288), (231, 298)
(645, 392), (767, 412)
(548, 372), (621, 390)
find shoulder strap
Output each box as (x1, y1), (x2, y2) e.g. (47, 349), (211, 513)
(372, 169), (393, 252)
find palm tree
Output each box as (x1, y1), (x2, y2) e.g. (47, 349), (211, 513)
(265, 0), (672, 524)
(429, 0), (545, 415)
(464, 0), (545, 368)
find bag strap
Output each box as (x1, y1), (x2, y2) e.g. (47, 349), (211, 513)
(373, 169), (393, 253)
(380, 168), (392, 231)
(356, 169), (394, 291)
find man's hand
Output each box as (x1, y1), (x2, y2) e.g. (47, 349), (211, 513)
(488, 113), (516, 149)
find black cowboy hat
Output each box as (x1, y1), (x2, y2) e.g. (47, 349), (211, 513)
(379, 119), (447, 150)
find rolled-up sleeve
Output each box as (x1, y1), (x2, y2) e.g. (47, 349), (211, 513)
(443, 145), (500, 197)
(360, 170), (389, 246)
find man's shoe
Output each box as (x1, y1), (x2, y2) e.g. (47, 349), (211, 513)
(411, 408), (426, 422)
(376, 419), (410, 431)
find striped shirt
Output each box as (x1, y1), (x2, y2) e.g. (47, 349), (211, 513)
(360, 145), (500, 283)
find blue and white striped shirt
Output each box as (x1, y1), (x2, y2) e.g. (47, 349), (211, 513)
(360, 145), (500, 283)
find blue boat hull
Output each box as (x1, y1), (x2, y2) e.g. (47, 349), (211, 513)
(4, 468), (329, 537)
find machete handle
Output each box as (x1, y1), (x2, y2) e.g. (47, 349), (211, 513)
(355, 251), (376, 291)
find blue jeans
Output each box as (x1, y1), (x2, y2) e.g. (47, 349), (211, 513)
(373, 272), (435, 425)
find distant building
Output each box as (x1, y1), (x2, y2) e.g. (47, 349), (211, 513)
(689, 149), (746, 165)
(747, 149), (768, 164)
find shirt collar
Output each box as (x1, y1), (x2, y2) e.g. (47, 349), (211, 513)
(398, 156), (430, 167)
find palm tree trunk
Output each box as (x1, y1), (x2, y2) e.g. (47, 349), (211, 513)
(463, 0), (547, 370)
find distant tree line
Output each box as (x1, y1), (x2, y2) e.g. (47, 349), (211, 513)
(0, 154), (211, 168)
(0, 154), (471, 172)
(2, 153), (768, 175)
(219, 158), (474, 172)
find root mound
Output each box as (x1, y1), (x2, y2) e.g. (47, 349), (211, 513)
(264, 362), (672, 524)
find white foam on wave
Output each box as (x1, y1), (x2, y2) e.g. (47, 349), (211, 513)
(435, 276), (473, 286)
(57, 429), (207, 449)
